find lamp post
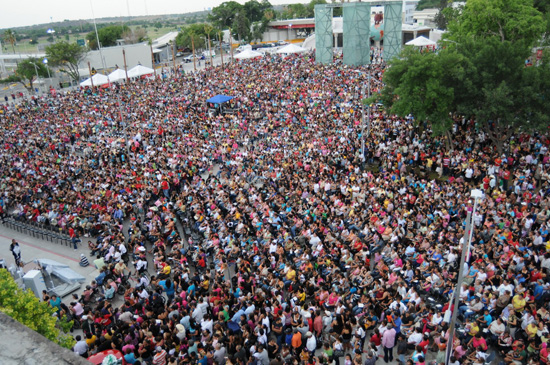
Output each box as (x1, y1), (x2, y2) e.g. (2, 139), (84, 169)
(287, 24), (292, 41)
(42, 58), (51, 91)
(29, 62), (41, 94)
(90, 0), (107, 71)
(361, 69), (371, 166)
(445, 189), (484, 365)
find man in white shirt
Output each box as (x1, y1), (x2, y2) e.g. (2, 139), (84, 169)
(407, 328), (423, 349)
(306, 332), (317, 354)
(73, 335), (89, 357)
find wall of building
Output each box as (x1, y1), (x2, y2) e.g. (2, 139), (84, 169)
(80, 43), (153, 72)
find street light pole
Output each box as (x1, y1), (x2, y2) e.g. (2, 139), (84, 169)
(30, 62), (40, 94)
(361, 70), (371, 165)
(90, 0), (107, 71)
(42, 58), (51, 91)
(445, 189), (483, 365)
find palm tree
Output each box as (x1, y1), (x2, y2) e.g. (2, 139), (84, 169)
(3, 29), (16, 54)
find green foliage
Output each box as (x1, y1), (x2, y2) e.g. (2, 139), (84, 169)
(0, 269), (75, 349)
(208, 0), (273, 42)
(0, 58), (50, 91)
(3, 29), (17, 53)
(434, 1), (462, 30)
(86, 25), (130, 50)
(383, 0), (550, 152)
(208, 1), (246, 29)
(447, 0), (546, 46)
(381, 47), (464, 135)
(176, 23), (218, 50)
(417, 0), (443, 11)
(278, 0), (330, 19)
(45, 41), (87, 82)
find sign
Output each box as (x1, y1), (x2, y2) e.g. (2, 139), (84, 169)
(77, 39), (85, 46)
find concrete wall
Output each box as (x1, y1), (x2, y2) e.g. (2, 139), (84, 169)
(80, 43), (153, 72)
(0, 312), (89, 365)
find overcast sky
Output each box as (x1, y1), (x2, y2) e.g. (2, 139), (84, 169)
(1, 0), (308, 29)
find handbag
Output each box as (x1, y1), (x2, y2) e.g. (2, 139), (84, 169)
(334, 349), (345, 357)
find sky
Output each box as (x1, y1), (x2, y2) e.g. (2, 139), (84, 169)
(1, 0), (309, 29)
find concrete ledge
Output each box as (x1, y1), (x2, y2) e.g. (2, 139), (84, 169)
(0, 312), (90, 365)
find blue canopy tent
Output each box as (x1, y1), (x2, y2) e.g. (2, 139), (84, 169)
(206, 94), (237, 115)
(206, 95), (233, 104)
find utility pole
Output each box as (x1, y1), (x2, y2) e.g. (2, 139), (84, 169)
(445, 189), (482, 365)
(192, 36), (196, 71)
(219, 31), (224, 67)
(208, 34), (213, 68)
(122, 49), (129, 84)
(172, 41), (176, 77)
(445, 211), (471, 364)
(361, 70), (371, 166)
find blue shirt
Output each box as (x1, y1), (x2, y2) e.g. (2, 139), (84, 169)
(124, 352), (137, 364)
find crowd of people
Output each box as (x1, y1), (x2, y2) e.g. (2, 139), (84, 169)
(1, 52), (550, 365)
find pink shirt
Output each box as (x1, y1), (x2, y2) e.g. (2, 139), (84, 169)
(382, 328), (396, 348)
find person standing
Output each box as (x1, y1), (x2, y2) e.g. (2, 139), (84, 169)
(9, 239), (21, 266)
(382, 323), (396, 363)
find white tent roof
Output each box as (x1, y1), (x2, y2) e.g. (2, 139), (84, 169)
(234, 49), (263, 59)
(107, 69), (128, 82)
(405, 36), (436, 47)
(276, 43), (307, 54)
(80, 73), (110, 87)
(127, 65), (154, 78)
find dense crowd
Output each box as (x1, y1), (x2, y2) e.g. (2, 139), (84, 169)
(1, 53), (550, 365)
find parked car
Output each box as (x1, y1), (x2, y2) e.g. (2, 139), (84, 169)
(183, 54), (194, 63)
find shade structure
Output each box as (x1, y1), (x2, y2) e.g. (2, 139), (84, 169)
(207, 95), (234, 104)
(127, 65), (154, 78)
(107, 69), (129, 82)
(405, 36), (436, 47)
(276, 43), (307, 54)
(80, 73), (110, 87)
(234, 49), (263, 59)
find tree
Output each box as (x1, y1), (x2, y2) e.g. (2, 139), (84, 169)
(0, 58), (51, 92)
(3, 29), (16, 54)
(45, 41), (87, 82)
(0, 270), (75, 349)
(233, 12), (251, 42)
(175, 23), (217, 50)
(208, 1), (244, 29)
(122, 27), (148, 44)
(380, 47), (465, 148)
(447, 0), (545, 46)
(416, 0), (441, 11)
(382, 0), (550, 153)
(433, 0), (462, 30)
(86, 24), (129, 50)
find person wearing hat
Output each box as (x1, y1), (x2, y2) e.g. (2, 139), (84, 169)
(175, 323), (186, 341)
(305, 331), (317, 357)
(153, 346), (167, 365)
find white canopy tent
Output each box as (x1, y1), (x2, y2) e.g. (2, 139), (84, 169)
(234, 49), (263, 59)
(80, 73), (110, 87)
(107, 69), (129, 83)
(405, 36), (436, 47)
(276, 43), (307, 54)
(127, 65), (154, 78)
